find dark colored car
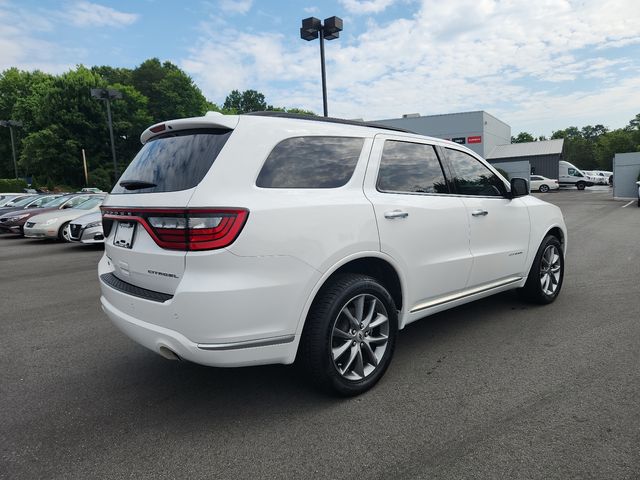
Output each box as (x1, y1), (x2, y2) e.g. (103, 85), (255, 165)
(0, 194), (59, 216)
(0, 194), (96, 235)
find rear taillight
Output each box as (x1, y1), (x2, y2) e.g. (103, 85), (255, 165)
(101, 208), (248, 251)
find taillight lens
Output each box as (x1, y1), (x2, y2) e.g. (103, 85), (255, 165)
(101, 208), (248, 251)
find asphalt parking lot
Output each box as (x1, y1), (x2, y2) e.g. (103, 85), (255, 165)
(1, 188), (639, 480)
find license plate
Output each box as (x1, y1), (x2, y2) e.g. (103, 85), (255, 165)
(113, 221), (136, 249)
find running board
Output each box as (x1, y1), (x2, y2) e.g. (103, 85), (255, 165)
(409, 276), (523, 314)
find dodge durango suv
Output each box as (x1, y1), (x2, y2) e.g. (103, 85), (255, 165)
(99, 112), (567, 395)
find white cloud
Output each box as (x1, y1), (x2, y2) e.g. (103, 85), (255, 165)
(218, 0), (253, 15)
(304, 6), (319, 14)
(338, 0), (396, 14)
(0, 3), (76, 72)
(64, 1), (139, 28)
(183, 0), (640, 133)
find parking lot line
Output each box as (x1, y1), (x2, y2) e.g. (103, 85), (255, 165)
(621, 200), (635, 208)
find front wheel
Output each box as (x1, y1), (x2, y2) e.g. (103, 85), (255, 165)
(519, 235), (564, 304)
(576, 182), (586, 190)
(298, 273), (397, 396)
(539, 184), (550, 193)
(58, 222), (71, 242)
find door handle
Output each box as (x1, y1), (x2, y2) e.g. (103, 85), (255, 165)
(384, 210), (409, 219)
(471, 209), (488, 217)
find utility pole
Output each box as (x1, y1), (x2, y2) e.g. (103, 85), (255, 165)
(0, 119), (23, 178)
(91, 88), (123, 183)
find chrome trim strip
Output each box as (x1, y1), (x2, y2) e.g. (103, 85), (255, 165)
(410, 276), (523, 313)
(197, 335), (296, 351)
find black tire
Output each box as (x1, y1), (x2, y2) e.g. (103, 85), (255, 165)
(539, 184), (550, 193)
(58, 221), (71, 242)
(298, 273), (397, 396)
(576, 182), (586, 190)
(519, 235), (564, 304)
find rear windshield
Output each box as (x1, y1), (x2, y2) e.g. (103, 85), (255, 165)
(111, 128), (232, 194)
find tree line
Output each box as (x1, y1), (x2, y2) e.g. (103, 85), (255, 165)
(1, 57), (638, 190)
(0, 59), (313, 190)
(511, 116), (640, 172)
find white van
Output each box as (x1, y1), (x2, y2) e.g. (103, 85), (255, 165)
(558, 161), (594, 190)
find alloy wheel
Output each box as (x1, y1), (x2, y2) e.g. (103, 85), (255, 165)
(331, 293), (390, 381)
(540, 245), (561, 296)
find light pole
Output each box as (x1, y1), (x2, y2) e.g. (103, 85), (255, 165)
(91, 87), (122, 183)
(0, 119), (22, 179)
(300, 16), (343, 117)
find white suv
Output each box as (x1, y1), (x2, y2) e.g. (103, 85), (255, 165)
(99, 112), (567, 395)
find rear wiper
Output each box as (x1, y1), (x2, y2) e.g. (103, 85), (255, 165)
(119, 180), (157, 190)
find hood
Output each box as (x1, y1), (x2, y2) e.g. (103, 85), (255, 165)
(70, 211), (101, 226)
(29, 205), (102, 224)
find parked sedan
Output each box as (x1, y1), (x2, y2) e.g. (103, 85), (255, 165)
(0, 194), (97, 235)
(68, 211), (104, 244)
(0, 193), (26, 206)
(23, 196), (105, 242)
(530, 175), (560, 193)
(0, 194), (45, 214)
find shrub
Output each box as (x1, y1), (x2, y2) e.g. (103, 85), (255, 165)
(0, 178), (28, 193)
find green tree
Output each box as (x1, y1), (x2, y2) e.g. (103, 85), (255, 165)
(511, 132), (535, 143)
(131, 58), (210, 121)
(223, 89), (268, 114)
(594, 129), (637, 170)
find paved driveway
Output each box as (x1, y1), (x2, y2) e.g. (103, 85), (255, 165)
(1, 188), (638, 479)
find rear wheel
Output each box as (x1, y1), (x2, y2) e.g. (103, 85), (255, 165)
(539, 184), (550, 193)
(520, 235), (564, 304)
(58, 222), (71, 242)
(298, 273), (397, 396)
(576, 181), (586, 190)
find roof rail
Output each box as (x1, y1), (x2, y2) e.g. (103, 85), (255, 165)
(244, 111), (417, 134)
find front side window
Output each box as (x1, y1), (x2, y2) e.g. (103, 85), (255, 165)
(445, 148), (506, 197)
(256, 136), (364, 188)
(377, 141), (448, 194)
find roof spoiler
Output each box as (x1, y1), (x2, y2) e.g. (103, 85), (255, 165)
(140, 112), (239, 144)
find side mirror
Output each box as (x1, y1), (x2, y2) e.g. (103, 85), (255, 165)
(509, 178), (529, 198)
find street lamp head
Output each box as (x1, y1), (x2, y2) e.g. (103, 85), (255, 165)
(301, 16), (321, 33)
(91, 87), (122, 100)
(107, 88), (123, 100)
(90, 88), (106, 99)
(323, 16), (343, 40)
(300, 27), (319, 41)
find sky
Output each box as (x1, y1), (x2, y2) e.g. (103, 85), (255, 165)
(1, 0), (639, 137)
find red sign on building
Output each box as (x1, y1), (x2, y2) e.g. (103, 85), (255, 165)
(467, 136), (482, 144)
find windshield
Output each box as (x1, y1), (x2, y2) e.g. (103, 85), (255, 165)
(30, 195), (60, 207)
(7, 196), (37, 207)
(45, 195), (79, 208)
(0, 196), (20, 206)
(75, 197), (104, 210)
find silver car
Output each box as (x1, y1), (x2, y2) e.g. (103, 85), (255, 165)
(68, 211), (104, 244)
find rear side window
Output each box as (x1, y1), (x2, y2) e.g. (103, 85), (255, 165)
(377, 141), (448, 194)
(256, 136), (364, 188)
(111, 129), (232, 194)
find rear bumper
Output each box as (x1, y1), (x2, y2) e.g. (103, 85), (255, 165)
(98, 251), (320, 367)
(101, 295), (298, 367)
